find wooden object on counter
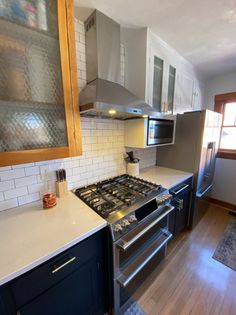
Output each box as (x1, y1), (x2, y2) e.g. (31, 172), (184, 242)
(56, 181), (69, 198)
(55, 169), (68, 197)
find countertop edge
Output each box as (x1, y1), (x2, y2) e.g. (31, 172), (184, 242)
(0, 221), (107, 286)
(167, 174), (193, 189)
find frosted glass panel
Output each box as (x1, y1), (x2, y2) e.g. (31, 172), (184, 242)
(0, 101), (67, 151)
(0, 1), (68, 152)
(152, 56), (163, 112)
(167, 65), (176, 113)
(0, 1), (58, 35)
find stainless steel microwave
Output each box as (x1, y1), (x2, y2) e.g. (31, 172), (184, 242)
(147, 118), (174, 145)
(124, 117), (176, 148)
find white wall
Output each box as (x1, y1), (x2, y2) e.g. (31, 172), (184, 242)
(204, 70), (236, 205)
(212, 159), (236, 205)
(204, 70), (236, 110)
(0, 20), (156, 212)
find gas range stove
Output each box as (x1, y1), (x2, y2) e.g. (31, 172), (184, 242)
(73, 174), (172, 241)
(74, 174), (174, 314)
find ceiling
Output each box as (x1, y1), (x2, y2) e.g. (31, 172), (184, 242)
(74, 0), (236, 79)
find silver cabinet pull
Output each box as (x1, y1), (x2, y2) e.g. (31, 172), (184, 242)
(116, 205), (174, 251)
(172, 184), (189, 195)
(52, 256), (76, 274)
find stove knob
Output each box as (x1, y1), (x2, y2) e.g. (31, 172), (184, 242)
(121, 219), (130, 227)
(113, 224), (123, 232)
(128, 215), (137, 223)
(164, 194), (171, 202)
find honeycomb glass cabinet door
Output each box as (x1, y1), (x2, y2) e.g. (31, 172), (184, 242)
(0, 0), (81, 166)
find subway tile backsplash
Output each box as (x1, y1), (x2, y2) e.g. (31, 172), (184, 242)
(0, 20), (157, 212)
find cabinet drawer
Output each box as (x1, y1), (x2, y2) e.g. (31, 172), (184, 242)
(169, 177), (192, 196)
(11, 230), (103, 308)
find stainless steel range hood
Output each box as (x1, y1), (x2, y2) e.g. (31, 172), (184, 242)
(79, 10), (156, 120)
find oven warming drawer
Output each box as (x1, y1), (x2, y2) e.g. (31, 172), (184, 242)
(117, 228), (172, 287)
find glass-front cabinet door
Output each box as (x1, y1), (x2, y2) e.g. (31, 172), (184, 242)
(149, 46), (177, 114)
(149, 53), (164, 112)
(0, 0), (81, 166)
(167, 65), (176, 113)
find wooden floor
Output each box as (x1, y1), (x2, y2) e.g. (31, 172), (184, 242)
(135, 205), (236, 315)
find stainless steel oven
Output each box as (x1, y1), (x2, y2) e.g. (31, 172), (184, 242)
(147, 118), (175, 146)
(73, 174), (174, 315)
(112, 201), (174, 314)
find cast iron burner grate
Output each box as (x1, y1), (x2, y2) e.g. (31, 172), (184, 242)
(74, 174), (162, 218)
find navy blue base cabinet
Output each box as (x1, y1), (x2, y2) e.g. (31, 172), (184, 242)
(169, 178), (192, 237)
(0, 228), (108, 315)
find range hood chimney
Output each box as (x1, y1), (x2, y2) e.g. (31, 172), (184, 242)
(79, 10), (156, 120)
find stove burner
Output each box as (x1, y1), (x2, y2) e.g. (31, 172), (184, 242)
(74, 174), (162, 219)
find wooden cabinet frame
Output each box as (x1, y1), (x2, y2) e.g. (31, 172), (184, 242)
(0, 0), (82, 167)
(214, 92), (236, 160)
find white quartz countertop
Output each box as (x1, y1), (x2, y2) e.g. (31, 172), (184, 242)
(0, 166), (192, 286)
(0, 192), (107, 286)
(139, 166), (193, 189)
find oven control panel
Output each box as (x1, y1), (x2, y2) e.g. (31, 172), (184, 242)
(156, 194), (172, 205)
(110, 193), (173, 241)
(111, 213), (138, 238)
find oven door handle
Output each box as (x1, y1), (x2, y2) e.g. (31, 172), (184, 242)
(116, 205), (174, 251)
(117, 229), (172, 288)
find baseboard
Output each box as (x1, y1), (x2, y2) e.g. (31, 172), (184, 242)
(205, 197), (236, 211)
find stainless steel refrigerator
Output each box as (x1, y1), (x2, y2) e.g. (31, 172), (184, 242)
(156, 110), (222, 228)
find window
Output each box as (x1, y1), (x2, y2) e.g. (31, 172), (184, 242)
(215, 92), (236, 160)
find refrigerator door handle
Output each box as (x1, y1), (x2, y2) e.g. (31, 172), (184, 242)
(205, 141), (216, 179)
(196, 184), (213, 198)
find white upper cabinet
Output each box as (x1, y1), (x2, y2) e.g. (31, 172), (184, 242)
(174, 72), (194, 114)
(148, 47), (165, 112)
(192, 80), (203, 111)
(167, 65), (177, 113)
(148, 46), (178, 114)
(122, 27), (205, 115)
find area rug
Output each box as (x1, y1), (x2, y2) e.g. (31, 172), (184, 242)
(124, 302), (147, 315)
(213, 219), (236, 271)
